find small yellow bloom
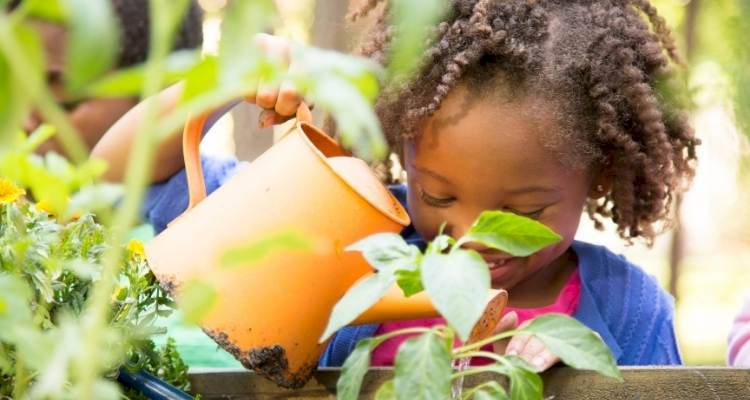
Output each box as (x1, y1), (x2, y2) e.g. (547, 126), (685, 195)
(127, 239), (146, 258)
(35, 199), (56, 215)
(0, 178), (25, 204)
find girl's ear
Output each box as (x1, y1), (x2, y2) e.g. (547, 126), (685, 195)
(588, 159), (614, 199)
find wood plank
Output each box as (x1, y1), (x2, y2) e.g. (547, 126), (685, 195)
(188, 367), (750, 399)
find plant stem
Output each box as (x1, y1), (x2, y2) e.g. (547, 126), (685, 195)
(450, 365), (498, 380)
(459, 351), (506, 363)
(0, 16), (88, 164)
(453, 329), (522, 355)
(73, 1), (190, 397)
(13, 357), (26, 399)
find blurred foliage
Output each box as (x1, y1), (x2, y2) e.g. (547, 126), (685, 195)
(0, 166), (187, 398)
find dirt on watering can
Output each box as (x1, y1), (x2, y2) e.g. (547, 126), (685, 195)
(203, 329), (315, 389)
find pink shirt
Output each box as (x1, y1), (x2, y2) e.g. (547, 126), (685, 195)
(728, 292), (750, 367)
(370, 269), (582, 366)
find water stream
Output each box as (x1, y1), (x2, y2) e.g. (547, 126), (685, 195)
(451, 357), (471, 399)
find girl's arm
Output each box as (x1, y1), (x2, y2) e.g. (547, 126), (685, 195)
(91, 82), (187, 183)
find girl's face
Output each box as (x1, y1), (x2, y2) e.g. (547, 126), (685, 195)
(403, 84), (596, 290)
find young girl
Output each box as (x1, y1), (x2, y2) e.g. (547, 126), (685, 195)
(93, 0), (698, 371)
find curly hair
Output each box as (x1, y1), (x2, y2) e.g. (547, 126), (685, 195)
(111, 0), (203, 67)
(351, 0), (699, 244)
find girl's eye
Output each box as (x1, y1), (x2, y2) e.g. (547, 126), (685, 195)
(506, 207), (545, 220)
(418, 186), (455, 208)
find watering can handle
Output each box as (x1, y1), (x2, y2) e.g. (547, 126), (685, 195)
(181, 103), (313, 214)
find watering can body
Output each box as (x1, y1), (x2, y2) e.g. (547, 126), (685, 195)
(145, 108), (507, 388)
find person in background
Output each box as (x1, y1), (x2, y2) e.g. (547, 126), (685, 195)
(728, 293), (750, 367)
(12, 0), (203, 157)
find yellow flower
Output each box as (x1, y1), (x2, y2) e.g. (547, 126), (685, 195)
(127, 239), (146, 259)
(0, 178), (25, 204)
(35, 199), (56, 215)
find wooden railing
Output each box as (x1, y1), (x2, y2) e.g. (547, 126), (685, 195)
(188, 367), (750, 399)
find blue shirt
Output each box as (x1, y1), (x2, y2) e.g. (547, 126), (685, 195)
(143, 155), (682, 367)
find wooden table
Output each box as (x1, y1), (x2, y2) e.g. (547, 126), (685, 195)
(189, 366), (750, 399)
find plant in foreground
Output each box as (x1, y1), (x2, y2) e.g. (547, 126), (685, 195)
(324, 211), (623, 399)
(0, 170), (190, 399)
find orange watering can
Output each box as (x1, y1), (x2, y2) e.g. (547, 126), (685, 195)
(145, 104), (508, 388)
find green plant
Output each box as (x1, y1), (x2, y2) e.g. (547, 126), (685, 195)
(0, 168), (188, 398)
(324, 211), (623, 399)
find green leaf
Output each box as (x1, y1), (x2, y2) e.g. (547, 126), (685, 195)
(395, 269), (424, 297)
(346, 232), (421, 273)
(0, 24), (44, 141)
(85, 50), (201, 97)
(0, 273), (34, 339)
(336, 339), (374, 400)
(218, 0), (277, 85)
(26, 0), (68, 22)
(517, 314), (622, 381)
(387, 0), (448, 82)
(374, 380), (396, 400)
(182, 56), (219, 102)
(320, 273), (395, 342)
(67, 183), (124, 218)
(179, 279), (218, 325)
(472, 381), (509, 400)
(459, 211), (562, 257)
(427, 234), (454, 254)
(290, 45), (387, 161)
(220, 231), (311, 269)
(421, 250), (490, 341)
(393, 330), (452, 400)
(490, 357), (542, 400)
(62, 0), (119, 92)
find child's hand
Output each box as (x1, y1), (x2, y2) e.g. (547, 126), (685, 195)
(491, 311), (560, 372)
(244, 33), (305, 128)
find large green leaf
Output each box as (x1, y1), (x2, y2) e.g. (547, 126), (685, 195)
(458, 211), (561, 257)
(346, 232), (421, 273)
(336, 339), (374, 400)
(85, 50), (200, 97)
(489, 357), (543, 400)
(62, 0), (119, 92)
(421, 250), (490, 341)
(517, 314), (623, 381)
(320, 273), (395, 342)
(393, 331), (452, 400)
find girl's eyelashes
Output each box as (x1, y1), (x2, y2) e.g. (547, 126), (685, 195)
(505, 207), (546, 220)
(418, 186), (455, 208)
